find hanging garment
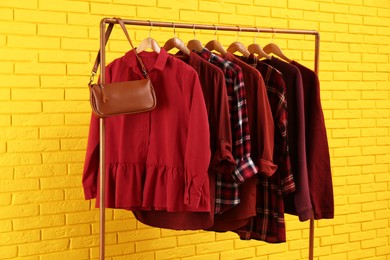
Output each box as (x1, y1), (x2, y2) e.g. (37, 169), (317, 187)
(263, 57), (313, 221)
(291, 61), (334, 219)
(210, 53), (276, 231)
(197, 48), (257, 214)
(235, 55), (296, 242)
(132, 51), (236, 230)
(82, 49), (211, 213)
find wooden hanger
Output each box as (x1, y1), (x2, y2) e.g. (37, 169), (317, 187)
(205, 25), (226, 55)
(187, 24), (204, 52)
(226, 27), (249, 57)
(227, 41), (250, 57)
(136, 21), (161, 53)
(163, 24), (190, 55)
(263, 43), (291, 62)
(247, 28), (271, 59)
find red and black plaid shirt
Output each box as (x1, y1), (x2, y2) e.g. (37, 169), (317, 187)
(236, 55), (295, 242)
(197, 49), (257, 213)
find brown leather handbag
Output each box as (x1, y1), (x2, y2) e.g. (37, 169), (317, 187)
(88, 17), (156, 118)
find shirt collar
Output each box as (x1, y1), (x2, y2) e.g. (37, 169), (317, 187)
(123, 48), (168, 72)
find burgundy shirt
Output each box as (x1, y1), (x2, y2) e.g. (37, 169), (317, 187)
(263, 57), (313, 221)
(133, 51), (236, 230)
(83, 49), (211, 213)
(291, 61), (334, 219)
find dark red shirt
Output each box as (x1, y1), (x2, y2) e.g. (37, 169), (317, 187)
(83, 49), (211, 213)
(263, 57), (313, 221)
(291, 61), (334, 219)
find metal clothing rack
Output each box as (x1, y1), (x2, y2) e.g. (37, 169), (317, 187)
(97, 17), (320, 260)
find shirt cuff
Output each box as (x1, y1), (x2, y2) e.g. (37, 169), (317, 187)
(232, 156), (258, 184)
(258, 158), (278, 177)
(210, 140), (237, 174)
(83, 186), (97, 200)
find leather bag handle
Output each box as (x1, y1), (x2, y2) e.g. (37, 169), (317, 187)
(90, 17), (150, 83)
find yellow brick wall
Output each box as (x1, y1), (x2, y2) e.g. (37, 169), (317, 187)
(0, 0), (389, 259)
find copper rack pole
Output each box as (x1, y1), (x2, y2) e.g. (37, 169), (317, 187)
(98, 17), (320, 260)
(99, 19), (106, 260)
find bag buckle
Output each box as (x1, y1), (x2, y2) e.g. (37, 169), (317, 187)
(88, 71), (96, 86)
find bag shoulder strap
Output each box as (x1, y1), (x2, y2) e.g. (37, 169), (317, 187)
(91, 17), (149, 79)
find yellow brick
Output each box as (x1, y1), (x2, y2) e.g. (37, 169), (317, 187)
(8, 139), (59, 153)
(40, 126), (88, 138)
(376, 100), (390, 108)
(13, 215), (65, 231)
(93, 219), (137, 234)
(61, 38), (98, 51)
(286, 19), (319, 30)
(361, 127), (388, 138)
(40, 175), (81, 189)
(156, 245), (196, 260)
(40, 249), (90, 260)
(161, 229), (198, 237)
(333, 223), (361, 235)
(220, 248), (256, 260)
(68, 163), (84, 176)
(70, 234), (113, 250)
(196, 240), (233, 254)
(0, 75), (39, 87)
(12, 190), (64, 205)
(39, 50), (90, 63)
(376, 154), (390, 164)
(136, 237), (177, 252)
(0, 101), (41, 113)
(320, 234), (348, 246)
(15, 9), (66, 24)
(8, 35), (60, 50)
(12, 89), (64, 101)
(118, 228), (161, 243)
(334, 72), (362, 81)
(38, 24), (88, 38)
(42, 224), (90, 240)
(0, 114), (10, 126)
(64, 187), (84, 200)
(0, 167), (14, 180)
(320, 2), (349, 13)
(182, 253), (219, 260)
(319, 252), (348, 260)
(325, 119), (348, 129)
(331, 241), (360, 254)
(65, 89), (89, 101)
(90, 2), (136, 16)
(106, 243), (136, 257)
(12, 114), (63, 126)
(363, 72), (388, 81)
(364, 16), (390, 26)
(15, 63), (66, 75)
(0, 88), (11, 101)
(14, 164), (67, 178)
(335, 13), (363, 25)
(61, 139), (87, 151)
(374, 171), (390, 182)
(41, 76), (86, 88)
(347, 211), (375, 224)
(0, 245), (17, 259)
(362, 109), (390, 119)
(67, 211), (99, 225)
(361, 218), (388, 231)
(178, 232), (215, 246)
(19, 238), (69, 257)
(42, 151), (85, 163)
(349, 24), (377, 35)
(332, 128), (360, 138)
(0, 230), (40, 246)
(288, 1), (318, 10)
(0, 21), (36, 35)
(348, 192), (376, 204)
(267, 250), (301, 260)
(180, 10), (219, 24)
(0, 62), (13, 73)
(41, 200), (89, 215)
(0, 153), (42, 166)
(349, 62), (376, 72)
(303, 11), (333, 22)
(0, 220), (12, 232)
(271, 8), (303, 19)
(361, 182), (387, 193)
(376, 245), (390, 256)
(236, 5), (270, 16)
(363, 145), (390, 155)
(377, 63), (390, 72)
(0, 193), (11, 205)
(348, 248), (375, 260)
(377, 119), (390, 127)
(333, 147), (361, 157)
(66, 63), (91, 76)
(39, 0), (89, 12)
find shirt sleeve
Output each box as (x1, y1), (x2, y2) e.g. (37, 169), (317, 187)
(183, 69), (212, 209)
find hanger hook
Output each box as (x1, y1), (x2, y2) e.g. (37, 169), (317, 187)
(148, 20), (153, 38)
(173, 23), (176, 37)
(254, 27), (260, 44)
(236, 25), (241, 41)
(213, 25), (218, 40)
(192, 24), (197, 39)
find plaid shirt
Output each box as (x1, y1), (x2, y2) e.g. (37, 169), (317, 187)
(235, 55), (295, 242)
(197, 49), (257, 213)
